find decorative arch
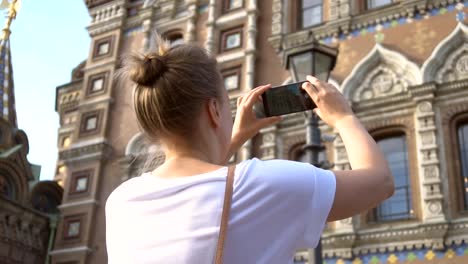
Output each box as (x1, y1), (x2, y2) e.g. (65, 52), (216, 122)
(422, 23), (468, 83)
(162, 29), (185, 47)
(124, 133), (165, 179)
(341, 44), (422, 102)
(0, 160), (29, 203)
(125, 132), (147, 156)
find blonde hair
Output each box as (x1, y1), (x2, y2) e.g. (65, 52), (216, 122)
(120, 37), (222, 140)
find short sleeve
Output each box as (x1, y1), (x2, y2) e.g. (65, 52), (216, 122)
(234, 158), (336, 249)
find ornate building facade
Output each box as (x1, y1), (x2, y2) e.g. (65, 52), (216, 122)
(51, 0), (468, 263)
(0, 1), (63, 263)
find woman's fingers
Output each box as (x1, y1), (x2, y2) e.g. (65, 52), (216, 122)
(302, 81), (319, 103)
(256, 116), (282, 129)
(306, 75), (326, 92)
(243, 84), (271, 109)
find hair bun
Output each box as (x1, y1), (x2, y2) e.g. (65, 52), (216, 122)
(129, 53), (167, 87)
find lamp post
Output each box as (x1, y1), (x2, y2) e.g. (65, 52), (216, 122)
(284, 41), (338, 264)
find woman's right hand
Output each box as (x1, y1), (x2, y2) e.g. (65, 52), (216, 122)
(301, 75), (354, 128)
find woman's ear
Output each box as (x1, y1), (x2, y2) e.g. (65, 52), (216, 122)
(207, 98), (221, 128)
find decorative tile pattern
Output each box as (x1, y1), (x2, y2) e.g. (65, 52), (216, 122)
(324, 243), (468, 264)
(319, 1), (468, 45)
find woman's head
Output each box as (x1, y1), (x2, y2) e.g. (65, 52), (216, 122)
(122, 38), (233, 162)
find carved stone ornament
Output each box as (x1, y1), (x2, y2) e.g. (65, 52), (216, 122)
(356, 66), (407, 101)
(438, 47), (468, 82)
(424, 166), (438, 179)
(339, 217), (352, 225)
(455, 53), (468, 75)
(372, 73), (393, 94)
(427, 201), (443, 215)
(422, 23), (468, 82)
(421, 131), (434, 145)
(263, 133), (275, 143)
(417, 101), (433, 113)
(342, 44), (422, 102)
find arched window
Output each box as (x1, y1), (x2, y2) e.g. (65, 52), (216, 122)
(371, 134), (412, 221)
(301, 0), (322, 28)
(0, 175), (15, 200)
(457, 122), (468, 210)
(165, 31), (184, 47)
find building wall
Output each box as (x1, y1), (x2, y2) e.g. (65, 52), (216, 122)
(52, 0), (468, 263)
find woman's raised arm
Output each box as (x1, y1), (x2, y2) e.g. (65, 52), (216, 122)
(302, 76), (394, 222)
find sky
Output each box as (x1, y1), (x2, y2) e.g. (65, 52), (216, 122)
(6, 1), (90, 181)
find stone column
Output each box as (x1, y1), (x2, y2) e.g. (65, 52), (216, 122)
(185, 0), (198, 43)
(330, 0), (351, 20)
(415, 100), (446, 222)
(323, 133), (355, 258)
(141, 19), (152, 52)
(269, 0), (283, 51)
(259, 126), (277, 160)
(238, 0), (259, 161)
(204, 0), (216, 53)
(244, 0), (257, 92)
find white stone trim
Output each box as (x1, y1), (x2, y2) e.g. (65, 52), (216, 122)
(88, 0), (125, 26)
(216, 50), (245, 64)
(341, 44), (422, 101)
(49, 246), (92, 256)
(78, 97), (113, 108)
(69, 137), (107, 149)
(58, 199), (99, 209)
(185, 1), (198, 43)
(204, 0), (217, 53)
(215, 10), (247, 27)
(421, 23), (468, 83)
(414, 100), (446, 222)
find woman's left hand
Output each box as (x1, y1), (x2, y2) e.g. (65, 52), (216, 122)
(231, 84), (282, 148)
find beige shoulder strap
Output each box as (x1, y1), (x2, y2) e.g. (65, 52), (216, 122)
(214, 165), (236, 264)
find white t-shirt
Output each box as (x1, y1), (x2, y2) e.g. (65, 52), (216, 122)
(106, 158), (336, 264)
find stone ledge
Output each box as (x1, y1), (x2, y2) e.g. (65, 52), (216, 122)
(59, 141), (112, 163)
(322, 221), (451, 258)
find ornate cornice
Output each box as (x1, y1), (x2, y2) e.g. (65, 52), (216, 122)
(323, 221), (450, 258)
(59, 141), (112, 163)
(56, 80), (82, 113)
(270, 0), (463, 52)
(322, 232), (357, 259)
(86, 0), (125, 37)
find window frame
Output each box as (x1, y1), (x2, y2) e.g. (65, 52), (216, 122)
(448, 113), (468, 215)
(222, 0), (244, 14)
(86, 72), (108, 96)
(92, 36), (114, 60)
(364, 127), (419, 225)
(221, 66), (242, 91)
(79, 110), (102, 137)
(61, 135), (71, 148)
(293, 0), (324, 31)
(220, 26), (243, 53)
(69, 170), (93, 195)
(126, 0), (143, 17)
(163, 30), (185, 47)
(62, 214), (84, 241)
(366, 0), (393, 10)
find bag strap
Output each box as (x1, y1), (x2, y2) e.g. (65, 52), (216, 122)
(214, 165), (236, 264)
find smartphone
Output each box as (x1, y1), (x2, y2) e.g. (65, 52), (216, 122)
(261, 81), (316, 117)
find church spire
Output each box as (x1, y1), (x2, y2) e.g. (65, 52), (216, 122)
(0, 0), (20, 127)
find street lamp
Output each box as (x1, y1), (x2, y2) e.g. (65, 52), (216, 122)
(284, 41), (338, 264)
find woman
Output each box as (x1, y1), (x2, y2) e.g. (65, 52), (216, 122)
(106, 39), (394, 264)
